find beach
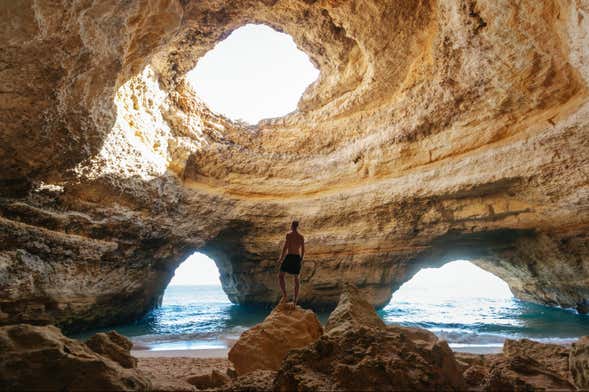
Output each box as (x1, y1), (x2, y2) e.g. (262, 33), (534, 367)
(131, 343), (502, 388)
(131, 345), (229, 390)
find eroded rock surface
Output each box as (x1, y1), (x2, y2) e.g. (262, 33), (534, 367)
(457, 337), (589, 391)
(0, 324), (150, 391)
(503, 338), (571, 379)
(228, 302), (323, 375)
(273, 285), (466, 391)
(484, 355), (576, 391)
(1, 0), (589, 329)
(570, 336), (589, 390)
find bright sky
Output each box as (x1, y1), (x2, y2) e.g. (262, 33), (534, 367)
(393, 260), (513, 300)
(186, 24), (319, 124)
(169, 252), (221, 286)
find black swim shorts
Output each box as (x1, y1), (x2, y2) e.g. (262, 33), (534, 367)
(280, 254), (302, 275)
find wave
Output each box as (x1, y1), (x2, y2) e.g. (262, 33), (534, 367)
(431, 329), (577, 347)
(130, 325), (248, 349)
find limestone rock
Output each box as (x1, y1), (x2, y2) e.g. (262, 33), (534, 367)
(454, 352), (501, 389)
(274, 286), (466, 391)
(228, 302), (323, 375)
(186, 369), (230, 390)
(325, 283), (385, 336)
(226, 370), (277, 392)
(86, 331), (137, 369)
(503, 338), (571, 379)
(1, 0), (589, 330)
(0, 324), (150, 391)
(458, 339), (579, 391)
(484, 355), (575, 391)
(570, 336), (589, 390)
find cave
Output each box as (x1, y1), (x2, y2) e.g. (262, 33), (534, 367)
(1, 0), (589, 334)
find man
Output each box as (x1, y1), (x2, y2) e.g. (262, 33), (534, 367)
(277, 220), (305, 306)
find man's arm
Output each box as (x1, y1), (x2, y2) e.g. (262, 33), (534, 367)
(300, 236), (305, 261)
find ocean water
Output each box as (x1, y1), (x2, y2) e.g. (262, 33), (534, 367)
(73, 284), (589, 352)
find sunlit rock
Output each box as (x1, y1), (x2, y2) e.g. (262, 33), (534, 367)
(228, 302), (323, 375)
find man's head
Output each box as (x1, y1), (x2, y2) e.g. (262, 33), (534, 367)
(291, 220), (299, 231)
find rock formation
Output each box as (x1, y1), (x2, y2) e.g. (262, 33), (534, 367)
(0, 324), (150, 391)
(228, 301), (323, 375)
(1, 0), (589, 329)
(273, 285), (466, 391)
(268, 286), (588, 391)
(2, 289), (587, 391)
(457, 337), (589, 391)
(186, 369), (231, 390)
(570, 336), (589, 390)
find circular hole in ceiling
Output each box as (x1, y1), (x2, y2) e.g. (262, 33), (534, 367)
(186, 24), (319, 125)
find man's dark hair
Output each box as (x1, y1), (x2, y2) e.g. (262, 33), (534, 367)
(291, 220), (299, 229)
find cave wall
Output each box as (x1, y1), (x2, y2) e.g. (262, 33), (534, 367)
(1, 0), (588, 330)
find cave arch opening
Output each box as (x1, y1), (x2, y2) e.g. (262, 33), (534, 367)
(126, 251), (271, 351)
(186, 23), (319, 124)
(164, 251), (229, 302)
(381, 260), (589, 351)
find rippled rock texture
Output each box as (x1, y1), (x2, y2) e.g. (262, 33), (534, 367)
(0, 324), (150, 391)
(1, 0), (589, 328)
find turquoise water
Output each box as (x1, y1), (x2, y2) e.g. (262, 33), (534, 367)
(73, 284), (589, 351)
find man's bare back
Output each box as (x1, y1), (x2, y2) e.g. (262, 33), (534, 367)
(285, 231), (304, 256)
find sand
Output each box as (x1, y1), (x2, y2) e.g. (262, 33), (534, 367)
(132, 348), (229, 358)
(130, 343), (549, 390)
(136, 353), (231, 391)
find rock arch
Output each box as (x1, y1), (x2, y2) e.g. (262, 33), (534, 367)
(1, 0), (588, 331)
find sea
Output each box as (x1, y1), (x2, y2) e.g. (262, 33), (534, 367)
(72, 283), (589, 353)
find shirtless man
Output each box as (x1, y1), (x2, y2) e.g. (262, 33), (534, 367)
(277, 221), (305, 306)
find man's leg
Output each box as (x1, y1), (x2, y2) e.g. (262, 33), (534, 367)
(278, 271), (287, 302)
(293, 275), (300, 306)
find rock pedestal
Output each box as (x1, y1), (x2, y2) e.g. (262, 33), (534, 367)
(228, 302), (323, 375)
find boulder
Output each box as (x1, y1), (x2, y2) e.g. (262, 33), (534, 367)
(484, 355), (575, 391)
(570, 336), (589, 389)
(185, 369), (230, 389)
(325, 283), (385, 336)
(85, 331), (137, 369)
(502, 338), (571, 379)
(274, 285), (466, 391)
(226, 370), (277, 392)
(228, 302), (323, 375)
(0, 324), (150, 391)
(454, 352), (501, 389)
(456, 339), (577, 391)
